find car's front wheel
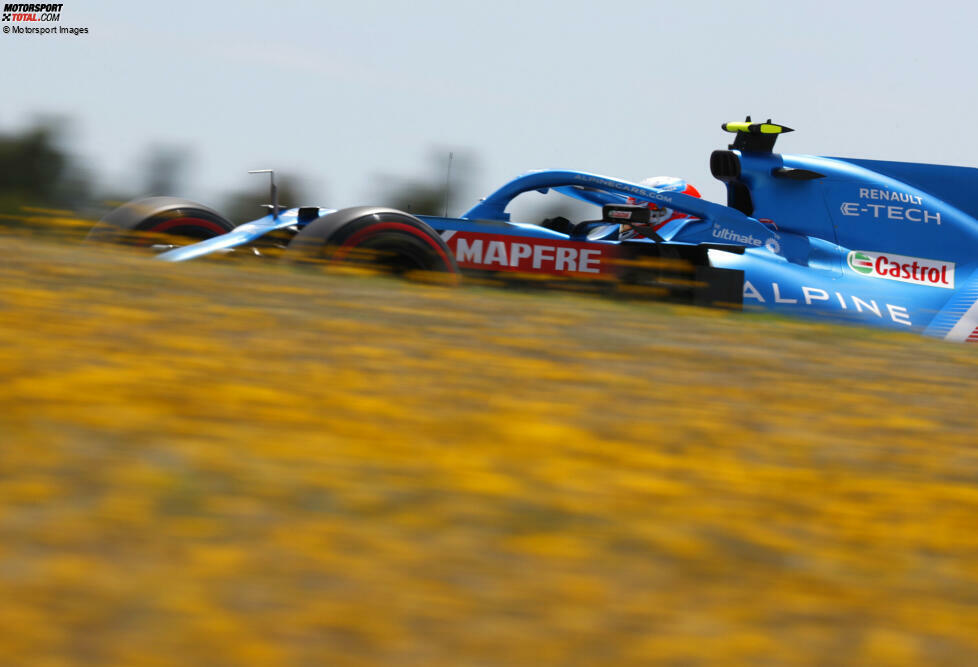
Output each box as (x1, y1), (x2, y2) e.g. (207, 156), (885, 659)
(87, 197), (236, 248)
(284, 206), (459, 276)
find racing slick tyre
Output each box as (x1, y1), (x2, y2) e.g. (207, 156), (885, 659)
(284, 206), (460, 277)
(86, 197), (236, 247)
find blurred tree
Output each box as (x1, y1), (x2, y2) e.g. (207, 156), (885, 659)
(369, 150), (477, 217)
(0, 117), (331, 231)
(382, 180), (445, 216)
(220, 173), (312, 224)
(141, 145), (189, 196)
(0, 117), (92, 215)
(366, 150), (593, 225)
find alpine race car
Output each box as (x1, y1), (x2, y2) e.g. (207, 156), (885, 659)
(88, 120), (978, 343)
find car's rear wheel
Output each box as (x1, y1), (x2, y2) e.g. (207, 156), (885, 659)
(284, 206), (459, 277)
(87, 197), (236, 248)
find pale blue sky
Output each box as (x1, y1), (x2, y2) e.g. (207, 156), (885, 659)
(3, 0), (977, 217)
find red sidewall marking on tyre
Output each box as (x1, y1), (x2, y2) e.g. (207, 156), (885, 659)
(146, 217), (227, 235)
(335, 221), (455, 271)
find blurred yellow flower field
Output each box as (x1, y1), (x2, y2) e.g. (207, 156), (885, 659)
(1, 223), (978, 665)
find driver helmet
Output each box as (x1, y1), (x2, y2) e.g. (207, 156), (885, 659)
(622, 176), (701, 239)
(628, 176), (702, 229)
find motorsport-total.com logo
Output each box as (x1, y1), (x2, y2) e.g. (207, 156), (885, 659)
(3, 2), (88, 35)
(848, 250), (955, 289)
(2, 3), (62, 21)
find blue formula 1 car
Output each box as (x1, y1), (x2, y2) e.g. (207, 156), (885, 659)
(88, 119), (978, 343)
